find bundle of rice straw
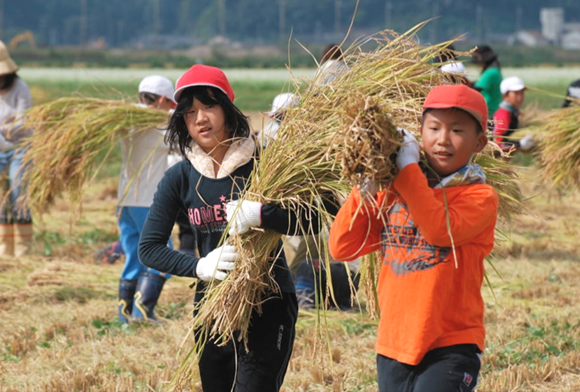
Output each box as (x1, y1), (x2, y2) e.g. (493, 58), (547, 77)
(182, 21), (506, 351)
(16, 97), (169, 215)
(521, 105), (580, 189)
(166, 24), (524, 390)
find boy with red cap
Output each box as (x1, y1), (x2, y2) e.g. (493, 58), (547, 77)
(329, 84), (498, 391)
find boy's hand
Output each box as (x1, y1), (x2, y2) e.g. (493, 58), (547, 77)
(396, 129), (420, 170)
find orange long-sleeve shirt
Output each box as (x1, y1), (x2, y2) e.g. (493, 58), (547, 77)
(329, 163), (498, 365)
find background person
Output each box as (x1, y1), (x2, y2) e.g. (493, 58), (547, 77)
(258, 92), (297, 147)
(493, 76), (528, 153)
(116, 75), (176, 323)
(315, 44), (349, 85)
(562, 79), (580, 107)
(0, 40), (33, 258)
(472, 45), (503, 120)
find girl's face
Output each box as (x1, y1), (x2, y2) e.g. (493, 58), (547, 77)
(421, 109), (487, 178)
(184, 98), (228, 153)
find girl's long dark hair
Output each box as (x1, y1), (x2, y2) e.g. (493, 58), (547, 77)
(165, 86), (251, 157)
(0, 72), (18, 90)
(472, 45), (501, 72)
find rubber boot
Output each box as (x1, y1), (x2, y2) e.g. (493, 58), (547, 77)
(0, 223), (14, 257)
(131, 271), (166, 321)
(118, 279), (138, 323)
(13, 222), (33, 257)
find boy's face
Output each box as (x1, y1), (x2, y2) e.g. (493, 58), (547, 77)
(421, 108), (487, 178)
(503, 89), (525, 109)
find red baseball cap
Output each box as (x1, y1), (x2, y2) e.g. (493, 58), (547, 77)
(174, 64), (235, 102)
(422, 84), (488, 131)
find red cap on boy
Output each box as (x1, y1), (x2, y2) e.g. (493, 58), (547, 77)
(422, 84), (488, 131)
(174, 64), (235, 102)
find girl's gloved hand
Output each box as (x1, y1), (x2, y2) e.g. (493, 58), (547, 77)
(396, 129), (420, 171)
(225, 200), (262, 236)
(196, 245), (238, 282)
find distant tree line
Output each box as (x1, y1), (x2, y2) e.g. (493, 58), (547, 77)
(2, 0), (580, 48)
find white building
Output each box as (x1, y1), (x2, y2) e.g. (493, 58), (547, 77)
(510, 30), (548, 47)
(562, 31), (580, 50)
(540, 8), (564, 43)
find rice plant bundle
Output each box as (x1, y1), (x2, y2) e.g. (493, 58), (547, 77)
(170, 24), (524, 390)
(472, 144), (524, 221)
(188, 24), (457, 351)
(17, 97), (169, 214)
(525, 105), (580, 189)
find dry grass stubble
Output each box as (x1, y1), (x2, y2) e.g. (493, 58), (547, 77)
(1, 149), (580, 390)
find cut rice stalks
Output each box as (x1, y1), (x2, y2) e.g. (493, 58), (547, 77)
(15, 97), (169, 216)
(522, 105), (580, 189)
(171, 24), (524, 389)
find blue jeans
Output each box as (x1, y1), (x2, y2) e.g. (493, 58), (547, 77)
(118, 206), (172, 280)
(0, 148), (31, 224)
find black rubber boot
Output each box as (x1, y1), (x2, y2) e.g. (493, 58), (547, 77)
(118, 279), (138, 323)
(131, 271), (166, 321)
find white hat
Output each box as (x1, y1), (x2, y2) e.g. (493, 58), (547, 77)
(0, 40), (18, 76)
(500, 76), (526, 95)
(440, 62), (467, 75)
(268, 93), (297, 117)
(138, 75), (176, 103)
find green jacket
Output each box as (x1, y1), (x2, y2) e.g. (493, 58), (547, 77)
(474, 67), (503, 119)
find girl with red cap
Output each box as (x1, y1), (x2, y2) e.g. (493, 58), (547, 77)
(139, 64), (321, 391)
(329, 84), (498, 391)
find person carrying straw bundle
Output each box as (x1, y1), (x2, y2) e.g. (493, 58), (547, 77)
(492, 76), (535, 154)
(329, 85), (498, 392)
(0, 40), (33, 257)
(116, 75), (177, 323)
(471, 45), (503, 120)
(138, 64), (325, 391)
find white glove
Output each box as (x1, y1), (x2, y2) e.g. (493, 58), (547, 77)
(225, 200), (262, 236)
(196, 245), (238, 282)
(519, 134), (536, 152)
(396, 129), (420, 171)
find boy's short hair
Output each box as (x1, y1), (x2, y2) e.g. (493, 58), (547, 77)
(422, 85), (488, 132)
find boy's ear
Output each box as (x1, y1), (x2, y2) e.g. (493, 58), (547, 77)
(474, 132), (488, 153)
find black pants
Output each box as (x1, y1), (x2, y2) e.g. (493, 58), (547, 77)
(198, 293), (298, 392)
(377, 344), (481, 392)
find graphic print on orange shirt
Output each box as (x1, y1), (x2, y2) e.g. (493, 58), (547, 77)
(382, 202), (450, 275)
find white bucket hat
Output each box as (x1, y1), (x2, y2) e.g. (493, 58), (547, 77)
(440, 62), (467, 75)
(139, 75), (176, 103)
(0, 40), (19, 76)
(500, 76), (526, 95)
(268, 93), (298, 117)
